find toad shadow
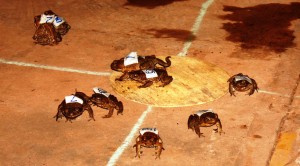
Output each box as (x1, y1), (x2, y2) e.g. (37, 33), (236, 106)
(124, 0), (187, 9)
(220, 2), (300, 53)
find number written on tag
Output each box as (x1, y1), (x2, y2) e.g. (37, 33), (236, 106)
(65, 95), (84, 104)
(140, 128), (159, 135)
(53, 16), (65, 27)
(142, 70), (158, 78)
(124, 52), (138, 66)
(93, 87), (110, 98)
(39, 14), (55, 24)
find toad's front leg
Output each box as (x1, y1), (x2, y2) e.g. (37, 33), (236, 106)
(248, 83), (258, 96)
(229, 84), (236, 96)
(213, 119), (224, 135)
(54, 102), (65, 121)
(155, 142), (164, 159)
(133, 143), (142, 158)
(195, 126), (204, 137)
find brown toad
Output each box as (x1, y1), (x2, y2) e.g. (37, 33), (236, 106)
(115, 68), (173, 88)
(188, 109), (224, 137)
(228, 73), (258, 96)
(54, 91), (95, 122)
(133, 128), (165, 159)
(111, 52), (171, 72)
(89, 87), (123, 118)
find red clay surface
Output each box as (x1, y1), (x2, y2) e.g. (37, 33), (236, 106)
(0, 0), (299, 165)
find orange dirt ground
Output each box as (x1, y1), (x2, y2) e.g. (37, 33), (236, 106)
(0, 0), (299, 166)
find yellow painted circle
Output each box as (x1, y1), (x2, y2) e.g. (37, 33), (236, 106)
(110, 56), (230, 107)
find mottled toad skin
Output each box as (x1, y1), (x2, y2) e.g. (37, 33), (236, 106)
(32, 23), (62, 45)
(111, 55), (171, 72)
(54, 92), (95, 122)
(188, 111), (224, 137)
(133, 132), (164, 159)
(227, 73), (258, 96)
(89, 93), (123, 118)
(115, 68), (173, 88)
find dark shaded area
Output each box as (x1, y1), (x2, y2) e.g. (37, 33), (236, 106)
(220, 2), (300, 53)
(124, 0), (187, 9)
(143, 28), (196, 41)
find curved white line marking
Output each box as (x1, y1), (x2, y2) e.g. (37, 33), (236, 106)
(106, 106), (153, 166)
(177, 0), (214, 57)
(0, 58), (111, 76)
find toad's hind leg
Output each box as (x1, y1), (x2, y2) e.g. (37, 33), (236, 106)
(103, 106), (114, 118)
(160, 76), (173, 87)
(139, 81), (153, 88)
(115, 72), (129, 81)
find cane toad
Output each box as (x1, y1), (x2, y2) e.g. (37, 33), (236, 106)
(188, 109), (224, 137)
(111, 53), (171, 72)
(115, 69), (173, 88)
(89, 87), (123, 118)
(133, 128), (165, 159)
(54, 91), (95, 122)
(227, 73), (258, 96)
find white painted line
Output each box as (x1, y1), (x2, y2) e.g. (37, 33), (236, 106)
(0, 58), (111, 76)
(177, 0), (214, 57)
(258, 89), (291, 98)
(259, 90), (300, 99)
(106, 106), (153, 166)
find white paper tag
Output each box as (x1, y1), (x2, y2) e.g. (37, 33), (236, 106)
(53, 16), (65, 27)
(140, 128), (158, 135)
(65, 95), (83, 104)
(39, 14), (55, 24)
(196, 109), (214, 117)
(234, 75), (252, 84)
(142, 70), (158, 78)
(124, 52), (138, 66)
(93, 87), (110, 98)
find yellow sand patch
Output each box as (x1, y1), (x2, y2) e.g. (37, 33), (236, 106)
(270, 132), (297, 166)
(109, 56), (229, 107)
